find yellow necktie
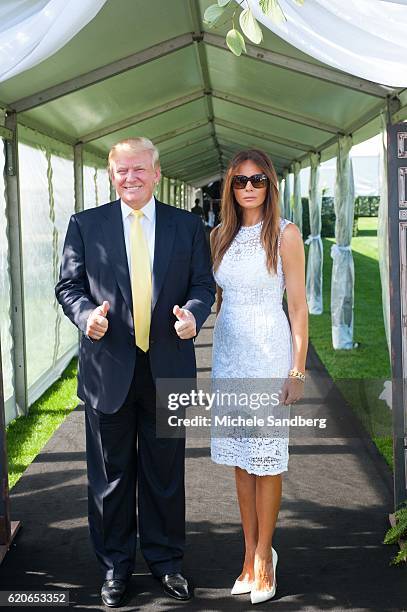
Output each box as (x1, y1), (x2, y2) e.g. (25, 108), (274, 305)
(130, 210), (152, 352)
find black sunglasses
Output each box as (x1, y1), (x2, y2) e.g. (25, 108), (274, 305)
(232, 174), (269, 189)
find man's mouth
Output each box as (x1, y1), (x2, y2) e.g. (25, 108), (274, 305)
(125, 186), (142, 191)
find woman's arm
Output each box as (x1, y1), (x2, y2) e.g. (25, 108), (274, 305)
(210, 227), (223, 316)
(215, 285), (223, 315)
(280, 223), (308, 403)
(280, 223), (308, 372)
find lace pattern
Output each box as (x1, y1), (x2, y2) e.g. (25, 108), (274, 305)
(210, 218), (293, 476)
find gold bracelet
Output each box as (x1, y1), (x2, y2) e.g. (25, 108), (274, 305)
(288, 369), (305, 382)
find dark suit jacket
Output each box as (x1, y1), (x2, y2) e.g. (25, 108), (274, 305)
(55, 199), (215, 413)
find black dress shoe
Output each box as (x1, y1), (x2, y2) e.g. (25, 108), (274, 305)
(101, 579), (127, 608)
(160, 573), (192, 601)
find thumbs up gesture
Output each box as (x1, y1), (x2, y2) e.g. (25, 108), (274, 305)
(173, 305), (196, 340)
(86, 301), (110, 340)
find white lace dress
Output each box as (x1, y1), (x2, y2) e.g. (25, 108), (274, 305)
(210, 218), (293, 476)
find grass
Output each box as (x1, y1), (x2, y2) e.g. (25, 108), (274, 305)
(4, 216), (394, 487)
(6, 358), (79, 489)
(306, 217), (393, 469)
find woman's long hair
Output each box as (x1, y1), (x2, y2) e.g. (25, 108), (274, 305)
(211, 149), (280, 274)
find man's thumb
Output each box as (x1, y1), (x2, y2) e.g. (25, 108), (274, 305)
(173, 305), (184, 320)
(100, 300), (110, 317)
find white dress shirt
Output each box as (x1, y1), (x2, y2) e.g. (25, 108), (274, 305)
(120, 196), (156, 275)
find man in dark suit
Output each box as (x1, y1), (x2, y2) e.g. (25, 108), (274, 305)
(55, 137), (215, 607)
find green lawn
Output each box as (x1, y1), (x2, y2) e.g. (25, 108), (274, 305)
(307, 217), (393, 468)
(6, 358), (79, 489)
(5, 216), (394, 487)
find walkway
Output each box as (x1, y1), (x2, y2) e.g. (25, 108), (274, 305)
(1, 310), (406, 611)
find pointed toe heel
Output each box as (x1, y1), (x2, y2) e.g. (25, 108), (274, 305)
(250, 547), (278, 605)
(231, 578), (254, 595)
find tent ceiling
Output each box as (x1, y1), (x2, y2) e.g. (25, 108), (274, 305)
(0, 0), (405, 183)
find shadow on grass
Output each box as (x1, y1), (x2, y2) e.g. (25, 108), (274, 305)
(356, 228), (378, 237)
(305, 237), (393, 468)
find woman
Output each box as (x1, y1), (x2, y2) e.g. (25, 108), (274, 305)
(210, 149), (308, 604)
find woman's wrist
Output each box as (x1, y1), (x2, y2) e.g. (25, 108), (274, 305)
(288, 368), (306, 382)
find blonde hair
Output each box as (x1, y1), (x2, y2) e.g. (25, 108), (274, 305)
(108, 137), (160, 174)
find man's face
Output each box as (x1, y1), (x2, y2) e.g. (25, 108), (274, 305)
(110, 149), (161, 209)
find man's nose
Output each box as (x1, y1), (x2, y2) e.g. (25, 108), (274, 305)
(126, 169), (139, 181)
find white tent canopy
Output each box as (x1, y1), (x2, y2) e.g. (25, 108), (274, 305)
(249, 0), (407, 87)
(0, 0), (407, 422)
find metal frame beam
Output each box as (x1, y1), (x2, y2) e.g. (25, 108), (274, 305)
(79, 90), (204, 144)
(176, 168), (221, 183)
(215, 118), (312, 152)
(3, 113), (28, 415)
(204, 32), (392, 99)
(0, 330), (21, 560)
(153, 120), (209, 146)
(188, 0), (222, 174)
(217, 137), (292, 164)
(11, 34), (193, 113)
(296, 99), (393, 166)
(159, 134), (213, 159)
(174, 157), (221, 177)
(191, 172), (222, 187)
(387, 119), (407, 509)
(162, 146), (216, 172)
(170, 154), (221, 176)
(212, 90), (339, 134)
(74, 144), (84, 213)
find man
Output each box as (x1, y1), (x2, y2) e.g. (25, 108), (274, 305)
(190, 198), (204, 222)
(55, 137), (215, 607)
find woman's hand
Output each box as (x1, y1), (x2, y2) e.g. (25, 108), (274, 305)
(279, 377), (304, 406)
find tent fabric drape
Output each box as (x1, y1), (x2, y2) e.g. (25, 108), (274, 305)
(378, 112), (391, 357)
(0, 0), (107, 82)
(292, 161), (302, 234)
(246, 0), (407, 87)
(283, 171), (291, 221)
(331, 135), (355, 350)
(305, 152), (323, 315)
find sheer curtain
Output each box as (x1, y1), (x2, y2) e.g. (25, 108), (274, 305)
(305, 153), (323, 315)
(0, 0), (107, 82)
(331, 136), (355, 349)
(246, 0), (407, 86)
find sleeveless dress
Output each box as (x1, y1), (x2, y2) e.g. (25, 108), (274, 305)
(210, 218), (293, 476)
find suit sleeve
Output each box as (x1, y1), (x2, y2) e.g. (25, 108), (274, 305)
(55, 215), (97, 334)
(182, 217), (216, 333)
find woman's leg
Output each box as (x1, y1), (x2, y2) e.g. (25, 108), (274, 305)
(235, 466), (258, 581)
(254, 474), (282, 590)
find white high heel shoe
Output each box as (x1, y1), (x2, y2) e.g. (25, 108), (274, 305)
(250, 547), (278, 605)
(231, 578), (254, 595)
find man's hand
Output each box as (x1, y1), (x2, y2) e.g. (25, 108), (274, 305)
(86, 301), (110, 340)
(173, 305), (196, 340)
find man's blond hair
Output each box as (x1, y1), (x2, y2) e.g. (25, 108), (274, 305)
(108, 137), (160, 174)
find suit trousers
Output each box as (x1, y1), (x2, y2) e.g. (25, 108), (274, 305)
(85, 348), (186, 580)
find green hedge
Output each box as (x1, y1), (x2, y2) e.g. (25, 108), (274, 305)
(301, 197), (359, 239)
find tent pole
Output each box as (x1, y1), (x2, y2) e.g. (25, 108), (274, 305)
(0, 330), (21, 564)
(387, 119), (407, 510)
(4, 112), (28, 416)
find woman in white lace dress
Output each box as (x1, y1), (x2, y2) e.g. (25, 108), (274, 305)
(210, 149), (308, 604)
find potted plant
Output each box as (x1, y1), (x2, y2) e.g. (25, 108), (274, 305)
(384, 502), (407, 564)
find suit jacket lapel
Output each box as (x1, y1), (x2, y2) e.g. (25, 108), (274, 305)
(152, 201), (175, 312)
(99, 200), (133, 314)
